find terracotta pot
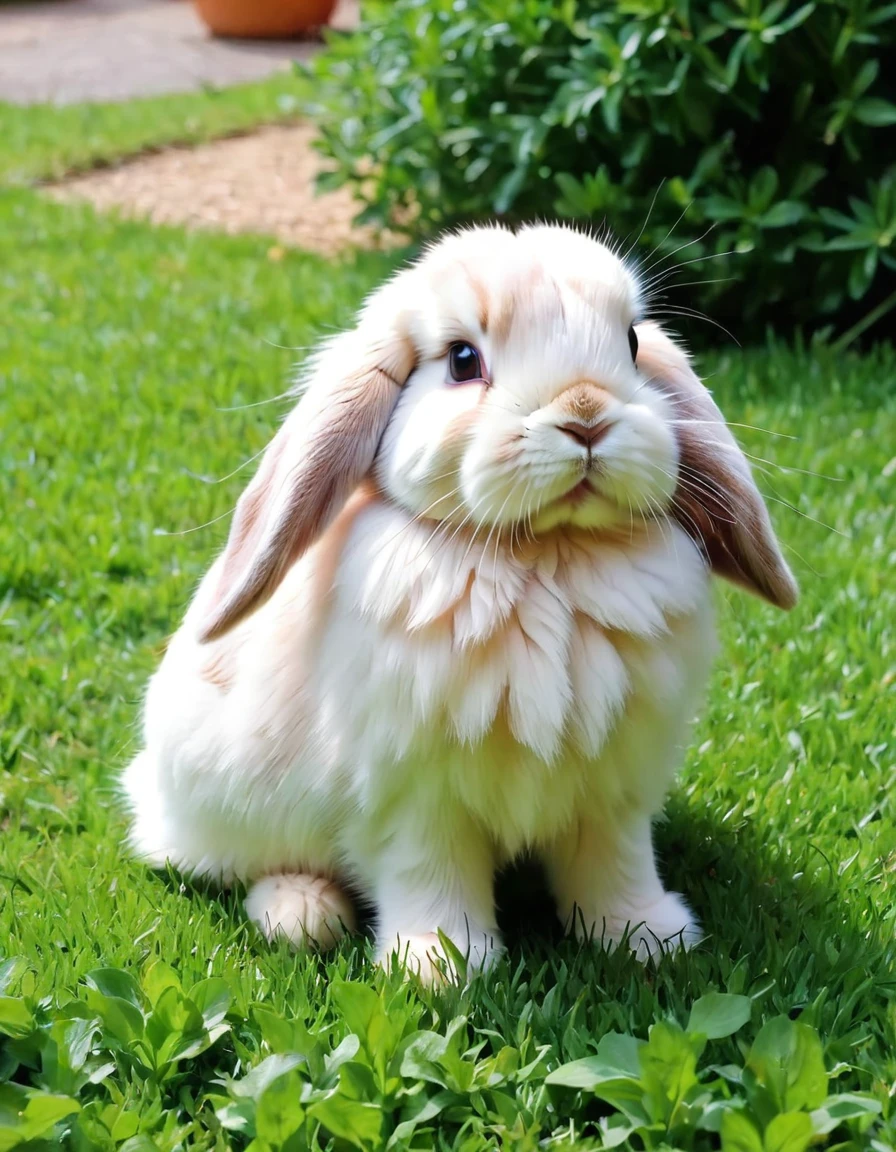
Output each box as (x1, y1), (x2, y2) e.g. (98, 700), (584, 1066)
(193, 0), (337, 38)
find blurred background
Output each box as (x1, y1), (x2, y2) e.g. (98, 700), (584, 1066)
(2, 0), (893, 348)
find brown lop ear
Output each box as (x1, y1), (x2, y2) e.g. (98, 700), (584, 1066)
(635, 321), (798, 610)
(198, 316), (416, 643)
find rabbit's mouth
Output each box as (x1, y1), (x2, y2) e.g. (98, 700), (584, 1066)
(557, 475), (611, 506)
(545, 476), (615, 515)
(528, 475), (621, 533)
(561, 478), (596, 505)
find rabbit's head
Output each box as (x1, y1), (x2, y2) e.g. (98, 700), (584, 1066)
(200, 224), (797, 642)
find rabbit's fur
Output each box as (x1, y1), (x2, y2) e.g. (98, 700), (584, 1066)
(124, 224), (796, 981)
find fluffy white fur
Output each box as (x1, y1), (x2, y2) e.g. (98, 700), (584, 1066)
(123, 224), (796, 981)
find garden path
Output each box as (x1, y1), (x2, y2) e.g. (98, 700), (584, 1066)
(0, 0), (357, 104)
(47, 121), (395, 255)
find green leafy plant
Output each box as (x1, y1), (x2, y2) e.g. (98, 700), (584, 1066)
(0, 959), (234, 1149)
(546, 996), (881, 1149)
(1, 962), (887, 1149)
(307, 0), (896, 343)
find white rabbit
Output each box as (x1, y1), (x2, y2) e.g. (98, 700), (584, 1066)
(123, 224), (797, 983)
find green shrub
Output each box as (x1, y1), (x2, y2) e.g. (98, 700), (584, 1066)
(307, 0), (896, 345)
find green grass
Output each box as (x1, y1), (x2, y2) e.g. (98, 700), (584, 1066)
(1, 162), (895, 1144)
(0, 71), (310, 185)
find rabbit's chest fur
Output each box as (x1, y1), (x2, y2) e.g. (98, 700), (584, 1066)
(136, 499), (714, 880)
(312, 502), (714, 857)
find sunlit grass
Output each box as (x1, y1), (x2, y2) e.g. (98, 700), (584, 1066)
(1, 186), (894, 1146)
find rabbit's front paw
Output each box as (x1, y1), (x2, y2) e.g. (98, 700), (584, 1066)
(592, 891), (701, 961)
(378, 929), (503, 986)
(383, 933), (455, 986)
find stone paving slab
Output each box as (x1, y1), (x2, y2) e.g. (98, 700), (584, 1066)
(0, 0), (357, 105)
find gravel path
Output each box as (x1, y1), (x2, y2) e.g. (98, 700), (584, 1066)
(46, 123), (396, 255)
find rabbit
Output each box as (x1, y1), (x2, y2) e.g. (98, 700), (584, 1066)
(123, 223), (797, 984)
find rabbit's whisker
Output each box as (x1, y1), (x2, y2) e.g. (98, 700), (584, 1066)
(477, 488), (516, 588)
(636, 201), (699, 276)
(673, 466), (739, 525)
(639, 248), (740, 294)
(669, 415), (798, 441)
(653, 276), (735, 292)
(183, 445), (267, 485)
(643, 492), (673, 552)
(153, 507), (235, 537)
(638, 220), (718, 281)
(683, 435), (839, 482)
(217, 389), (294, 413)
(753, 487), (849, 538)
(260, 338), (319, 353)
(644, 305), (741, 347)
(371, 483), (466, 561)
(622, 180), (666, 263)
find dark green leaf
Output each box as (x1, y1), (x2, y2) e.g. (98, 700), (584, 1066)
(330, 981), (381, 1040)
(745, 1017), (827, 1116)
(83, 989), (144, 1047)
(764, 1111), (814, 1152)
(809, 1093), (882, 1134)
(853, 99), (896, 127)
(546, 1031), (641, 1088)
(308, 1096), (383, 1149)
(640, 1021), (700, 1124)
(84, 968), (145, 1012)
(189, 977), (232, 1030)
(118, 1139), (163, 1152)
(687, 993), (752, 1039)
(720, 1109), (764, 1152)
(388, 1089), (455, 1147)
(493, 165), (529, 215)
(0, 1089), (81, 1149)
(142, 961), (181, 1007)
(225, 1054), (306, 1101)
(0, 997), (32, 1038)
(761, 202), (806, 228)
(0, 959), (29, 997)
(255, 1069), (305, 1144)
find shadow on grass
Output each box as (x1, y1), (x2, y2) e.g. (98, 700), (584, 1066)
(152, 800), (894, 1091)
(167, 798), (894, 1035)
(485, 803), (895, 1069)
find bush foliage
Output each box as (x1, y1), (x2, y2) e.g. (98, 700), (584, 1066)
(308, 0), (896, 343)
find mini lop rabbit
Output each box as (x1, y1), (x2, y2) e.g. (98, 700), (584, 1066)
(124, 224), (797, 982)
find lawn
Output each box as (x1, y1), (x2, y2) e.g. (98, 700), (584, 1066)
(0, 73), (308, 185)
(1, 87), (895, 1150)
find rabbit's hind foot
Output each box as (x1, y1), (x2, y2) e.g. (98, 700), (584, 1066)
(245, 873), (356, 951)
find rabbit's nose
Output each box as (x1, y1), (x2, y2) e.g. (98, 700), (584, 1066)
(556, 420), (612, 449)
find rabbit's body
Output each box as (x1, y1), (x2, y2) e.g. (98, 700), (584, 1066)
(124, 224), (795, 979)
(127, 489), (713, 965)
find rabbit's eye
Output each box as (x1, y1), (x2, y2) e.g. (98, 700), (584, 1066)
(448, 342), (484, 383)
(628, 324), (639, 364)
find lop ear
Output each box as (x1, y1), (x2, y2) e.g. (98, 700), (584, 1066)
(198, 312), (416, 643)
(635, 321), (798, 610)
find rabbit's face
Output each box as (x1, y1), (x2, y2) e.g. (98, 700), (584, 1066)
(377, 225), (678, 536)
(199, 223), (796, 644)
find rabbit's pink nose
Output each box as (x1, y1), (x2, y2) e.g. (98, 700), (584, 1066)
(557, 419), (611, 449)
